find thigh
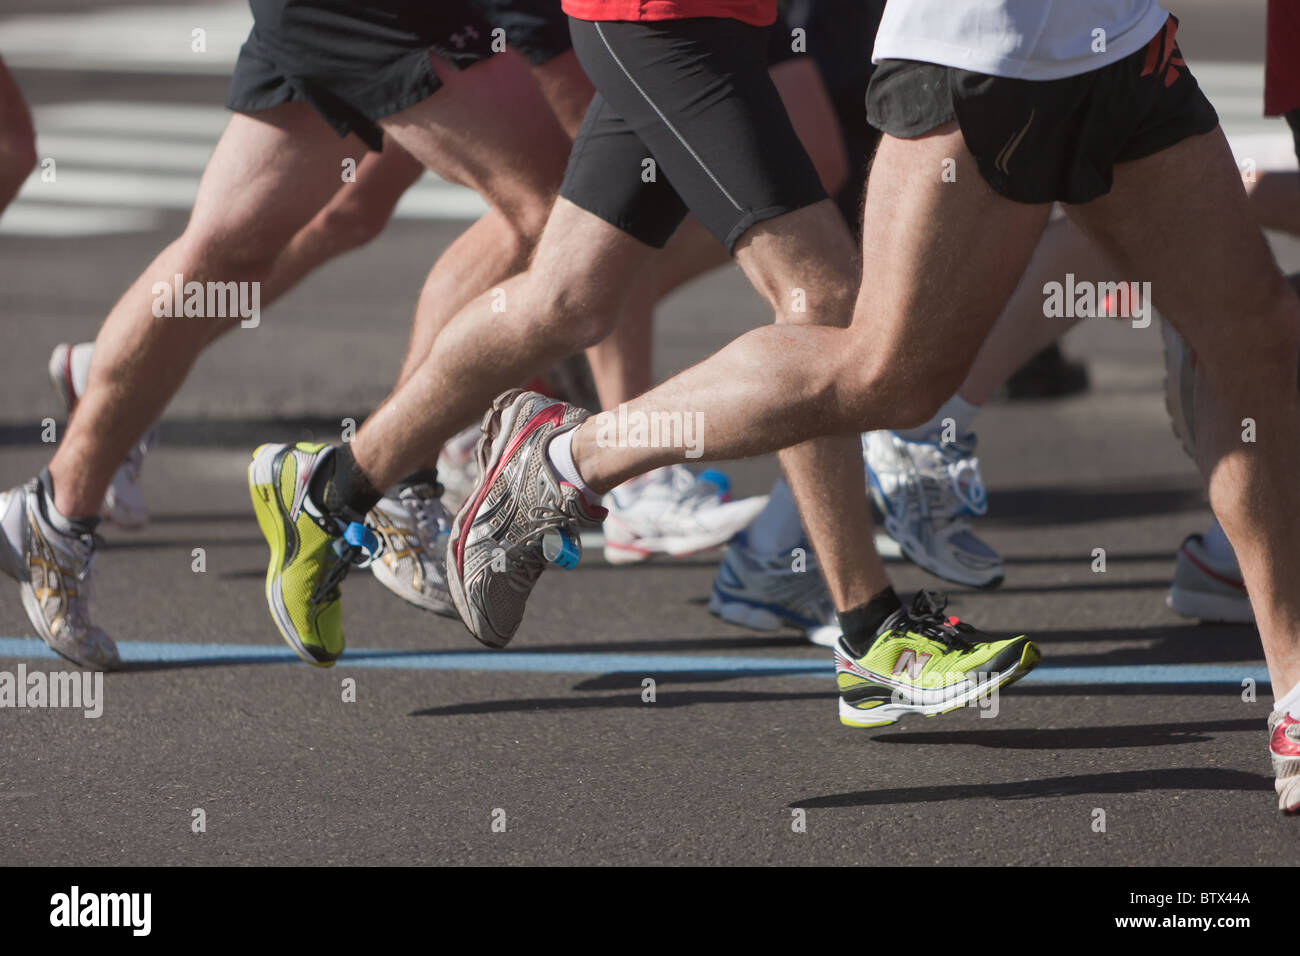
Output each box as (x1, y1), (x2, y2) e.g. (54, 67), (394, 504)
(378, 51), (572, 215)
(1066, 126), (1295, 362)
(851, 125), (1052, 392)
(188, 103), (358, 258)
(569, 16), (826, 253)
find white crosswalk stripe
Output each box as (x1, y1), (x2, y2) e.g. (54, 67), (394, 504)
(3, 100), (489, 237)
(0, 0), (1293, 237)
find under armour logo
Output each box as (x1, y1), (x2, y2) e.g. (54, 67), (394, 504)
(450, 24), (480, 49)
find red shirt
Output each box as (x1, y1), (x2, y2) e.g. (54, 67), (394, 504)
(561, 0), (777, 28)
(1266, 0), (1300, 115)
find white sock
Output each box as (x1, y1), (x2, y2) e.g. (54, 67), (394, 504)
(68, 343), (94, 398)
(1200, 519), (1237, 568)
(546, 428), (601, 507)
(896, 394), (981, 442)
(747, 477), (805, 558)
(1276, 677), (1300, 720)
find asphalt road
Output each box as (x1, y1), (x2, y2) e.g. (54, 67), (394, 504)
(1, 0), (1297, 866)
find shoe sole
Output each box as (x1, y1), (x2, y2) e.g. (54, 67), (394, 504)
(707, 580), (841, 646)
(247, 445), (336, 667)
(839, 641), (1041, 727)
(1166, 587), (1253, 625)
(890, 530), (1004, 590)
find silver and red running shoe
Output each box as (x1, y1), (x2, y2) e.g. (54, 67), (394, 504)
(1269, 710), (1300, 814)
(0, 477), (120, 669)
(447, 390), (606, 648)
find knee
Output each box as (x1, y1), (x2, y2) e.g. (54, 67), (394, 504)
(840, 349), (964, 432)
(316, 193), (393, 251)
(529, 275), (622, 352)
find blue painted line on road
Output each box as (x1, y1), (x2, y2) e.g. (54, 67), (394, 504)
(0, 636), (1271, 685)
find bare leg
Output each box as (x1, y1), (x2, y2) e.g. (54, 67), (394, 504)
(567, 127), (1051, 607)
(48, 105), (357, 518)
(258, 142), (425, 306)
(732, 202), (883, 609)
(349, 199), (655, 485)
(527, 49), (594, 139)
(1246, 170), (1300, 237)
(0, 57), (36, 217)
(957, 216), (1107, 405)
(587, 56), (849, 409)
(1067, 127), (1300, 694)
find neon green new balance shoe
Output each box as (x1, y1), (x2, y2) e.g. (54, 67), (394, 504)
(834, 590), (1040, 727)
(248, 442), (379, 666)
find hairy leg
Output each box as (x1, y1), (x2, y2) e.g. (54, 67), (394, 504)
(349, 199), (655, 487)
(732, 201), (882, 608)
(0, 57), (36, 217)
(1068, 127), (1300, 693)
(567, 128), (1051, 605)
(48, 105), (355, 517)
(587, 56), (849, 409)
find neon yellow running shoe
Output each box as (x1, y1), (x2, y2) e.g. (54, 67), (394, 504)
(248, 442), (379, 666)
(834, 590), (1040, 727)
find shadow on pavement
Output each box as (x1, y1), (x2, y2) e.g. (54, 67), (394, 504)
(791, 767), (1272, 808)
(870, 717), (1261, 749)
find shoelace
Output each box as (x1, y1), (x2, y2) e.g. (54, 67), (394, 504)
(904, 589), (975, 652)
(500, 504), (576, 594)
(310, 522), (380, 609)
(56, 532), (101, 629)
(397, 481), (449, 541)
(900, 438), (987, 523)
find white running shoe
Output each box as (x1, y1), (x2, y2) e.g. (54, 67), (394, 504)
(367, 477), (456, 617)
(863, 430), (1003, 589)
(1167, 532), (1253, 623)
(602, 466), (767, 565)
(436, 423), (480, 514)
(0, 477), (119, 669)
(707, 532), (841, 647)
(48, 342), (155, 530)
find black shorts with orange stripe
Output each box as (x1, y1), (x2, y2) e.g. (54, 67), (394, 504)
(864, 16), (1220, 205)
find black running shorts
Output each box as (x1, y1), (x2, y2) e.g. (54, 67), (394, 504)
(559, 16), (827, 253)
(227, 0), (571, 152)
(473, 0), (572, 66)
(865, 16), (1220, 205)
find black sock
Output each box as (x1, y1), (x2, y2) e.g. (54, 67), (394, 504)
(308, 445), (381, 518)
(838, 587), (902, 658)
(397, 468), (439, 490)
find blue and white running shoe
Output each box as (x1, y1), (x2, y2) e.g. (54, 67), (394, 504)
(863, 430), (1003, 589)
(707, 532), (840, 647)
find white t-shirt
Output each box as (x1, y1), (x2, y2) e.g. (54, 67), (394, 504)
(872, 0), (1172, 81)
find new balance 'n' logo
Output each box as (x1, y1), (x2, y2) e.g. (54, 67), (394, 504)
(893, 649), (933, 679)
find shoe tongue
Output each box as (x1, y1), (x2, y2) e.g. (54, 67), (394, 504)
(877, 606), (910, 637)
